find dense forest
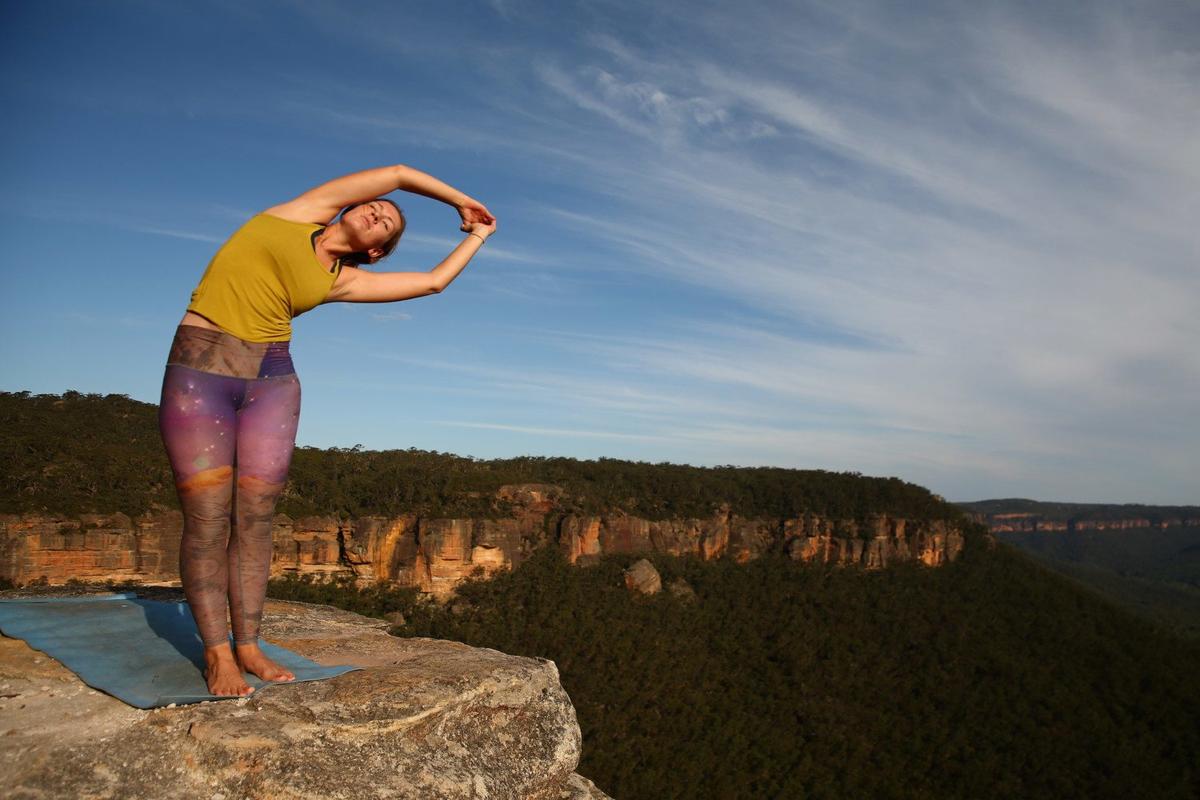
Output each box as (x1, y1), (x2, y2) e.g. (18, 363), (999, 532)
(2, 391), (959, 523)
(268, 543), (1200, 800)
(994, 526), (1200, 639)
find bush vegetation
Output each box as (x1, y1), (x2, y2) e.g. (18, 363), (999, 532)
(268, 544), (1199, 800)
(2, 391), (959, 524)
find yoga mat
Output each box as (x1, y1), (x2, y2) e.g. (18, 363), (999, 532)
(0, 593), (360, 708)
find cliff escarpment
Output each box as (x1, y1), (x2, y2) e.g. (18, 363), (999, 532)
(969, 513), (1200, 533)
(958, 499), (1200, 534)
(1, 485), (966, 595)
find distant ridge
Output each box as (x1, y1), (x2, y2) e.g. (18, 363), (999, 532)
(957, 498), (1200, 529)
(961, 498), (1200, 639)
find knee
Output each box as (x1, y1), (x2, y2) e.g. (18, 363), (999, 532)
(177, 466), (234, 530)
(238, 473), (286, 495)
(236, 474), (287, 523)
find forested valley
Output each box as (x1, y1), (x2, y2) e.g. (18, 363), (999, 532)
(270, 543), (1200, 800)
(6, 390), (1198, 798)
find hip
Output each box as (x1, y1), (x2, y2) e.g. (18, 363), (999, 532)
(165, 324), (295, 379)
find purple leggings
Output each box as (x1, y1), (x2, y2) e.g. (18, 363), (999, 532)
(158, 325), (300, 646)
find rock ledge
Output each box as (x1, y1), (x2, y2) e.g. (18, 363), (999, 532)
(0, 590), (610, 799)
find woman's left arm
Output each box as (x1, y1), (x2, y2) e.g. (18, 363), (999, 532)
(265, 165), (494, 225)
(323, 220), (495, 303)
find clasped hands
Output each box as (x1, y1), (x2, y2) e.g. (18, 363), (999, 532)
(457, 196), (497, 240)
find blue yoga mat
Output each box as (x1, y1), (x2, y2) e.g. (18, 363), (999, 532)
(0, 593), (360, 708)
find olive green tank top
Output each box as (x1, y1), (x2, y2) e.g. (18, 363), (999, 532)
(187, 213), (342, 342)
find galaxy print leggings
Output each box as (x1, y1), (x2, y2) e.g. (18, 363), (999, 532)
(158, 325), (300, 647)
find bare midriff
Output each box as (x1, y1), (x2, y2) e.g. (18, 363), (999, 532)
(179, 310), (224, 331)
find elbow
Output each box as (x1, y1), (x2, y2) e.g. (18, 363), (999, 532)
(427, 280), (444, 295)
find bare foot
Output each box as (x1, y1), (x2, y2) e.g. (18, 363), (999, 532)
(204, 643), (254, 697)
(235, 641), (295, 683)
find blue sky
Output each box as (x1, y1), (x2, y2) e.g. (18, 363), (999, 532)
(2, 0), (1197, 504)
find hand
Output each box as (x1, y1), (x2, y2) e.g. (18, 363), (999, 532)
(457, 196), (495, 230)
(464, 220), (497, 241)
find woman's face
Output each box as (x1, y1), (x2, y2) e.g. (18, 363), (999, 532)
(344, 200), (404, 255)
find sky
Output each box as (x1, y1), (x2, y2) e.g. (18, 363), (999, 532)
(2, 0), (1197, 504)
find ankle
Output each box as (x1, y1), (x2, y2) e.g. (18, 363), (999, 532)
(204, 641), (235, 656)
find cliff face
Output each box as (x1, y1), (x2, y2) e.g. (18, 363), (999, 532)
(1, 485), (966, 595)
(969, 511), (1200, 534)
(0, 512), (180, 588)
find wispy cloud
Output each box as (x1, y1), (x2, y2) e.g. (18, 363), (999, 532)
(369, 310), (412, 322)
(122, 224), (223, 243)
(15, 203), (226, 245)
(399, 233), (543, 264)
(226, 2), (1200, 498)
(463, 2), (1199, 497)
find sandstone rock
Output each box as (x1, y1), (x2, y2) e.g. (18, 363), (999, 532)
(0, 590), (611, 800)
(597, 512), (652, 555)
(699, 511), (730, 560)
(417, 518), (476, 599)
(0, 512), (172, 585)
(560, 516), (603, 565)
(342, 514), (420, 583)
(782, 517), (967, 570)
(666, 577), (697, 602)
(624, 558), (661, 595)
(496, 484), (564, 514)
(1, 500), (971, 595)
(471, 543), (507, 573)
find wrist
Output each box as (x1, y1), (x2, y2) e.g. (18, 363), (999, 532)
(467, 231), (487, 244)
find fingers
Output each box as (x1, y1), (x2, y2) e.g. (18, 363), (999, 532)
(457, 201), (496, 228)
(463, 200), (495, 225)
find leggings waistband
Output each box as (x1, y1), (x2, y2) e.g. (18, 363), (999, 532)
(167, 325), (295, 379)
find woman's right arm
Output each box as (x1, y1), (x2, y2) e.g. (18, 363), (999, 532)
(266, 165), (494, 226)
(323, 221), (496, 303)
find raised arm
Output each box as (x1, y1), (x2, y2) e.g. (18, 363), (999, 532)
(323, 220), (497, 304)
(265, 164), (495, 226)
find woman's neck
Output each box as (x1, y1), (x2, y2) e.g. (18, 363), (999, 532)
(312, 221), (354, 260)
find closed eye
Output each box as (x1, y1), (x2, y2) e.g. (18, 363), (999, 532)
(371, 202), (390, 230)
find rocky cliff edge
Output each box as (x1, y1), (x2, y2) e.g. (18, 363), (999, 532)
(0, 589), (610, 800)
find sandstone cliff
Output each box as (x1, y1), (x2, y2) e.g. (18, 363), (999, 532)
(1, 485), (966, 595)
(0, 588), (610, 799)
(967, 511), (1200, 534)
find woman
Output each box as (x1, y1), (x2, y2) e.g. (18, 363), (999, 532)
(159, 164), (495, 697)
